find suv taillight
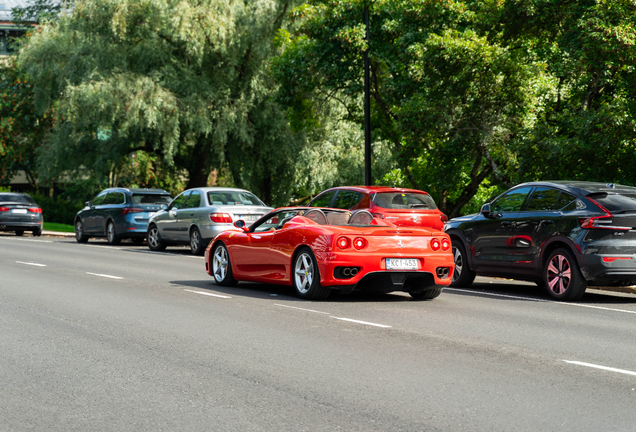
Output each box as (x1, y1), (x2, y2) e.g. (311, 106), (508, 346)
(0, 207), (9, 212)
(210, 213), (233, 223)
(579, 198), (631, 231)
(122, 207), (144, 215)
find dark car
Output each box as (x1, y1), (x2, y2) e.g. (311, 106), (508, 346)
(74, 188), (172, 244)
(0, 193), (43, 236)
(445, 181), (636, 301)
(307, 186), (447, 230)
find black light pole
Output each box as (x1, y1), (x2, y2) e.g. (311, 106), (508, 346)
(363, 1), (371, 186)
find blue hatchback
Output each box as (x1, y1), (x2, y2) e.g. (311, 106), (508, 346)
(74, 188), (172, 244)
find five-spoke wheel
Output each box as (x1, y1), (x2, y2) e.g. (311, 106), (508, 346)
(293, 248), (330, 300)
(75, 220), (89, 243)
(190, 227), (205, 255)
(211, 243), (237, 286)
(147, 225), (166, 251)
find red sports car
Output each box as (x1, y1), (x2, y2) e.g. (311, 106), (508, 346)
(204, 207), (454, 300)
(307, 186), (448, 230)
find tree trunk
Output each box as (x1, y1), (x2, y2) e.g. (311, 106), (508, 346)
(186, 137), (212, 188)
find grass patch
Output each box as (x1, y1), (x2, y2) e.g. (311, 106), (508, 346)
(43, 222), (75, 233)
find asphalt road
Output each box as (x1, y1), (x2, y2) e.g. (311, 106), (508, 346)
(2, 233), (636, 431)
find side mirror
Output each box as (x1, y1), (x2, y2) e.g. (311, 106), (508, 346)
(160, 204), (168, 210)
(234, 220), (249, 232)
(85, 201), (91, 207)
(480, 203), (492, 218)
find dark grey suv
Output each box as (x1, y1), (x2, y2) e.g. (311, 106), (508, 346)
(74, 188), (172, 244)
(445, 181), (636, 301)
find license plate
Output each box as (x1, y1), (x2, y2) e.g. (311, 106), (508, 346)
(386, 258), (418, 270)
(12, 209), (27, 214)
(239, 215), (260, 221)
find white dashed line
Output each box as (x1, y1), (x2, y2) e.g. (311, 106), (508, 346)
(86, 272), (123, 280)
(184, 289), (231, 299)
(330, 316), (392, 328)
(445, 288), (636, 315)
(563, 360), (636, 377)
(16, 261), (46, 267)
(275, 304), (331, 314)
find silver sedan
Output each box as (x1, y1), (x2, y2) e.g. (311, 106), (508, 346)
(146, 187), (273, 255)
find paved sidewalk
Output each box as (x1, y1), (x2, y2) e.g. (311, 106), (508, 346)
(42, 230), (75, 237)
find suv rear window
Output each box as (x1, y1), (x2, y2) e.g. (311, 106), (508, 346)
(132, 194), (172, 205)
(590, 193), (636, 213)
(372, 192), (437, 210)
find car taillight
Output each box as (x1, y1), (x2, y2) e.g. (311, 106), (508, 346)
(28, 208), (42, 213)
(336, 236), (350, 249)
(441, 238), (450, 251)
(210, 213), (233, 223)
(353, 237), (367, 250)
(440, 213), (448, 222)
(0, 207), (9, 212)
(430, 238), (441, 251)
(122, 207), (144, 215)
(579, 198), (630, 231)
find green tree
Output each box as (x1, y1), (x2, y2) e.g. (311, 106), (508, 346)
(19, 0), (301, 205)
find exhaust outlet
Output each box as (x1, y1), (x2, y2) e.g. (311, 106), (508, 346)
(436, 267), (450, 279)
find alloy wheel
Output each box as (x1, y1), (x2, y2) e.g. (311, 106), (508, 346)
(107, 223), (115, 242)
(148, 227), (160, 248)
(452, 246), (463, 283)
(213, 246), (229, 282)
(190, 230), (200, 252)
(546, 254), (571, 295)
(294, 252), (314, 294)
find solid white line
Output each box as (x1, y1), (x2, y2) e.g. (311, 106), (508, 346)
(16, 261), (46, 267)
(445, 288), (636, 315)
(184, 289), (231, 299)
(0, 237), (52, 243)
(275, 304), (331, 314)
(563, 360), (636, 377)
(330, 316), (392, 328)
(86, 272), (123, 280)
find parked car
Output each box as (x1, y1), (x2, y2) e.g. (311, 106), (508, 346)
(147, 187), (273, 255)
(307, 186), (447, 230)
(0, 193), (43, 236)
(74, 188), (172, 244)
(445, 181), (636, 301)
(205, 206), (454, 300)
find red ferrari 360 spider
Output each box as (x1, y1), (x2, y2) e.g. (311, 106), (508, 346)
(204, 207), (454, 300)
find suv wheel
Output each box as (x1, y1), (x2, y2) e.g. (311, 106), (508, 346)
(450, 241), (475, 288)
(543, 248), (587, 301)
(106, 221), (121, 245)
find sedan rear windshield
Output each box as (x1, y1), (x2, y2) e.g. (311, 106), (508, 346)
(132, 194), (172, 205)
(590, 193), (636, 213)
(0, 193), (37, 205)
(372, 192), (437, 210)
(208, 191), (265, 206)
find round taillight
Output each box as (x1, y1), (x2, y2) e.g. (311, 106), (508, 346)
(430, 238), (441, 251)
(441, 238), (450, 251)
(337, 237), (350, 249)
(353, 237), (367, 250)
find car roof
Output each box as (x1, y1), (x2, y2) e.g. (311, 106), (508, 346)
(102, 187), (171, 194)
(194, 187), (256, 193)
(319, 186), (431, 195)
(514, 181), (636, 196)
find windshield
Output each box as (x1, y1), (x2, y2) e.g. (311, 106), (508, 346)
(208, 191), (266, 206)
(131, 194), (172, 205)
(0, 193), (37, 205)
(372, 192), (437, 210)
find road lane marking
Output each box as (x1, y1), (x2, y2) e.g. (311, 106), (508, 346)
(330, 316), (392, 328)
(563, 360), (636, 377)
(275, 304), (331, 314)
(184, 289), (231, 299)
(445, 288), (636, 315)
(86, 272), (123, 280)
(0, 237), (52, 243)
(16, 261), (46, 267)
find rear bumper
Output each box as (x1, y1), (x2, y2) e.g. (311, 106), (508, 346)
(0, 221), (42, 231)
(580, 254), (636, 282)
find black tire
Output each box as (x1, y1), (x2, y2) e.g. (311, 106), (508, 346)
(449, 241), (476, 288)
(190, 227), (205, 256)
(75, 219), (89, 243)
(15, 230), (24, 236)
(211, 243), (238, 287)
(147, 224), (166, 251)
(106, 221), (121, 245)
(410, 287), (443, 300)
(131, 237), (144, 245)
(292, 247), (330, 300)
(543, 248), (587, 301)
(33, 227), (42, 237)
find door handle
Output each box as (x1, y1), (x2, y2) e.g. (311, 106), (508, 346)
(501, 221), (515, 227)
(539, 220), (554, 226)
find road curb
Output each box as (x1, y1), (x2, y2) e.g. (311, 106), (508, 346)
(42, 230), (75, 237)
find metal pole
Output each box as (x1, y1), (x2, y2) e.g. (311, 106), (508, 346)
(364, 1), (371, 186)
